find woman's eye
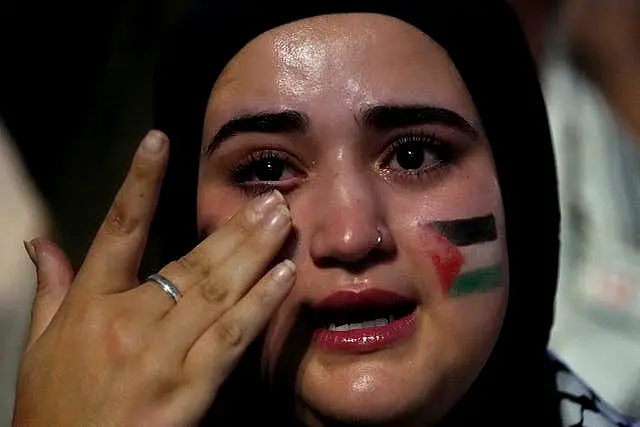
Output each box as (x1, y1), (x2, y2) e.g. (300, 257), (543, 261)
(251, 157), (286, 181)
(232, 152), (299, 185)
(388, 141), (441, 171)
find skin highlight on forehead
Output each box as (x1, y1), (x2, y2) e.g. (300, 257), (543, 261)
(215, 14), (389, 90)
(207, 12), (480, 132)
(269, 17), (374, 99)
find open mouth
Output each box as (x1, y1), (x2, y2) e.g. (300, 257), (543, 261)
(320, 302), (416, 332)
(310, 289), (419, 353)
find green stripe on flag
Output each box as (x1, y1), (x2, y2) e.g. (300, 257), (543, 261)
(448, 264), (504, 297)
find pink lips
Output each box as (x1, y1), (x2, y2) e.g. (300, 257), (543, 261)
(312, 289), (418, 353)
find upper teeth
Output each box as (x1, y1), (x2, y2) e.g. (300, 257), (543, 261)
(329, 315), (395, 332)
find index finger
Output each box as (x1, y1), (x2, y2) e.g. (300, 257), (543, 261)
(76, 130), (169, 293)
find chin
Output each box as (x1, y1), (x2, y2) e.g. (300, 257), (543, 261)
(300, 377), (422, 425)
(294, 349), (459, 427)
(263, 289), (507, 426)
(288, 311), (503, 426)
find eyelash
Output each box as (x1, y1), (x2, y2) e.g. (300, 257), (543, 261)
(230, 132), (457, 195)
(378, 131), (455, 181)
(231, 150), (300, 196)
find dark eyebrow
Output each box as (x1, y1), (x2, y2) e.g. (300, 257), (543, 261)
(206, 110), (308, 156)
(362, 105), (480, 140)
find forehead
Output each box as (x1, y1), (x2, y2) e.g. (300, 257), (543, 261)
(206, 13), (478, 129)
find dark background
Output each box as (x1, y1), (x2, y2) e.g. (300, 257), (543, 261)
(0, 0), (192, 267)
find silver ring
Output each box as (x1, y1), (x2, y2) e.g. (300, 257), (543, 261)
(146, 273), (183, 303)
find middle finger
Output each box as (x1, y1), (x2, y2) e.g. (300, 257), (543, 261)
(157, 195), (292, 354)
(131, 190), (289, 315)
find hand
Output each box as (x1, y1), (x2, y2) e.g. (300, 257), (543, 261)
(12, 131), (295, 427)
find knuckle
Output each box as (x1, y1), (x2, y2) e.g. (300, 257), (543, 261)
(138, 350), (181, 389)
(103, 315), (137, 361)
(103, 198), (140, 236)
(172, 254), (210, 280)
(199, 278), (229, 305)
(253, 281), (276, 307)
(213, 319), (244, 348)
(79, 301), (136, 361)
(232, 210), (255, 238)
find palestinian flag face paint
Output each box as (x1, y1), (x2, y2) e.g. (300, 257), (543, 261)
(422, 214), (503, 297)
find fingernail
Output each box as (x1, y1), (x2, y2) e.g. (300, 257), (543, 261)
(23, 239), (37, 265)
(264, 204), (291, 229)
(273, 259), (296, 282)
(141, 130), (166, 154)
(247, 190), (286, 224)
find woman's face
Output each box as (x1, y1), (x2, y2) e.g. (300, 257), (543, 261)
(198, 13), (508, 426)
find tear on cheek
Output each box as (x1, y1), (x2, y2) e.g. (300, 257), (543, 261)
(420, 214), (504, 298)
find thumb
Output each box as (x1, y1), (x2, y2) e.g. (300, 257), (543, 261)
(24, 238), (74, 347)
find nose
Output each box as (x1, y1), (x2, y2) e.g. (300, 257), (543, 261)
(309, 166), (394, 267)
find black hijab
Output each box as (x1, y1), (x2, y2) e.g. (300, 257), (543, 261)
(152, 1), (561, 425)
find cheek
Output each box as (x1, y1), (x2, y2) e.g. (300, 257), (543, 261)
(437, 281), (508, 378)
(401, 220), (506, 304)
(392, 177), (507, 300)
(419, 216), (506, 299)
(404, 212), (509, 388)
(196, 187), (245, 234)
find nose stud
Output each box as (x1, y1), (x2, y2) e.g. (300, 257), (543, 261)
(375, 228), (383, 248)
